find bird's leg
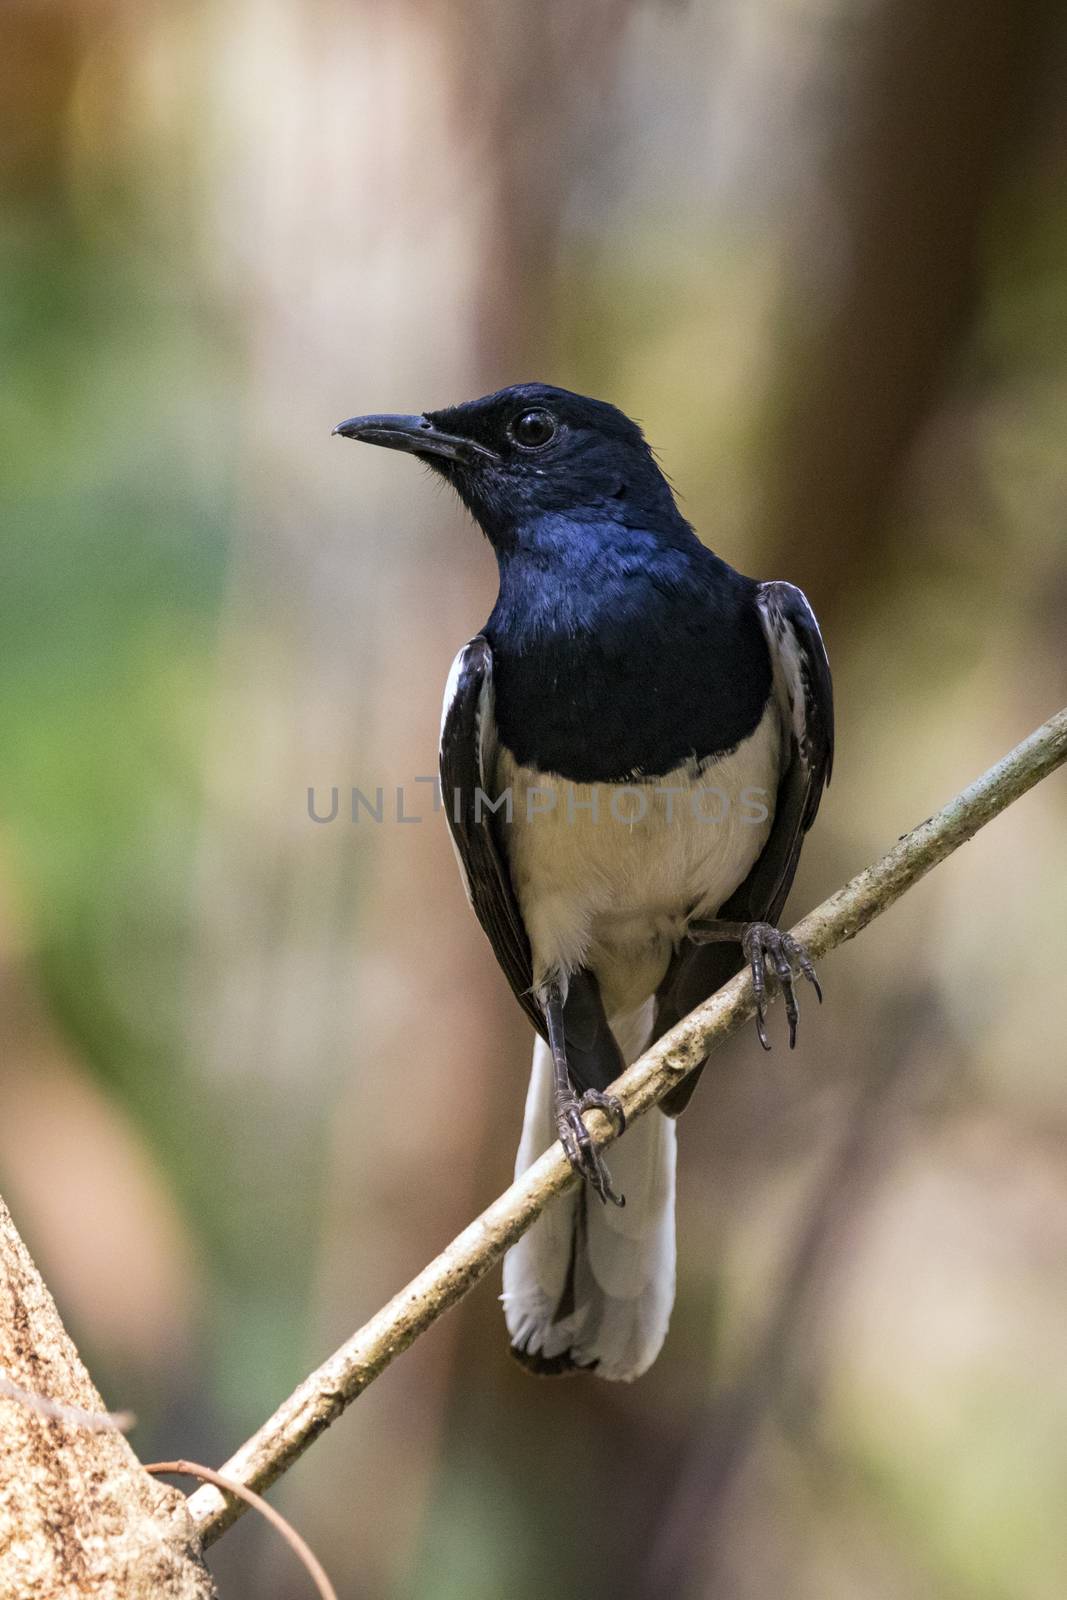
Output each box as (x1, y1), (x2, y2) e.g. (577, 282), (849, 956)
(542, 982), (626, 1208)
(686, 919), (822, 1051)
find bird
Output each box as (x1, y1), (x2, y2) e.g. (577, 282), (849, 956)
(333, 384), (833, 1381)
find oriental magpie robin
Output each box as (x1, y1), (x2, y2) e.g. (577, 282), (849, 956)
(334, 385), (832, 1380)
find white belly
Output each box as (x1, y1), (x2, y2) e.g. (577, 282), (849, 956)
(495, 702), (781, 1019)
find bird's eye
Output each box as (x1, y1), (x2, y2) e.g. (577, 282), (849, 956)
(508, 409), (557, 449)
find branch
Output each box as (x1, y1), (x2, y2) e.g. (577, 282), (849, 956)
(188, 706), (1067, 1545)
(147, 1463), (338, 1600)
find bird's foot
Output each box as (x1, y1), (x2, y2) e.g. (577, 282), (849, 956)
(556, 1090), (626, 1208)
(578, 1087), (626, 1136)
(740, 922), (821, 1051)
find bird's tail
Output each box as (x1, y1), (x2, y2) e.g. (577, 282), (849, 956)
(501, 1003), (676, 1381)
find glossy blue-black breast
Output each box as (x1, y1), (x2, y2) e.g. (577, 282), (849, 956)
(484, 539), (773, 784)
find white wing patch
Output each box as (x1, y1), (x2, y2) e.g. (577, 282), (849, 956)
(439, 645), (467, 747)
(756, 580), (832, 776)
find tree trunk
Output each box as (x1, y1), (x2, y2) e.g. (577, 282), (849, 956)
(0, 1195), (216, 1599)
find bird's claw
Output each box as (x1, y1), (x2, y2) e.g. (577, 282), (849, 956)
(740, 923), (822, 1051)
(578, 1087), (626, 1136)
(556, 1093), (626, 1207)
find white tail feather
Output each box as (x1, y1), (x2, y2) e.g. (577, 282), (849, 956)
(501, 1005), (676, 1381)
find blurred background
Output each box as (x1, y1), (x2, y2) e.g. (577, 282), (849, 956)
(2, 1), (1067, 1596)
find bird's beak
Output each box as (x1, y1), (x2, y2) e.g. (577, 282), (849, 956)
(331, 413), (497, 465)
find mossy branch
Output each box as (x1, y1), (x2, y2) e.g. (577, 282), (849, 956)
(188, 706), (1067, 1546)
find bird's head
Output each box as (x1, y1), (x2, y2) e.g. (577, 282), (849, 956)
(333, 383), (686, 547)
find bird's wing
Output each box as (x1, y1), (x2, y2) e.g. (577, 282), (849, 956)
(656, 580), (833, 1113)
(439, 635), (543, 1037)
(739, 579), (834, 917)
